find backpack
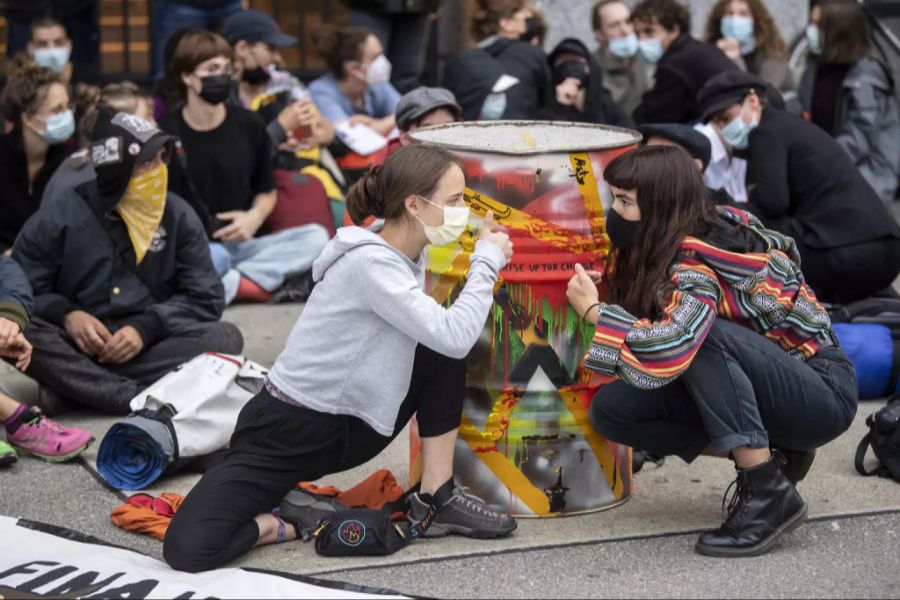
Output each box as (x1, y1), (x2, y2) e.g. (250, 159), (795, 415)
(855, 395), (900, 482)
(829, 297), (900, 399)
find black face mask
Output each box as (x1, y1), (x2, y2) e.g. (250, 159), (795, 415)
(241, 64), (271, 85)
(605, 208), (640, 249)
(198, 74), (233, 105)
(552, 60), (589, 88)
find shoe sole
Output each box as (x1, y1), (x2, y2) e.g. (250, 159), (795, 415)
(280, 490), (343, 513)
(0, 454), (17, 467)
(11, 437), (94, 463)
(422, 520), (518, 539)
(694, 503), (808, 558)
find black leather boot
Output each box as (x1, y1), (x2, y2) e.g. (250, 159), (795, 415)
(772, 446), (816, 485)
(695, 456), (807, 557)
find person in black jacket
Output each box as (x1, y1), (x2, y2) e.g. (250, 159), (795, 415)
(12, 108), (244, 415)
(443, 0), (550, 120)
(631, 0), (738, 124)
(699, 71), (900, 304)
(540, 37), (634, 128)
(0, 56), (72, 253)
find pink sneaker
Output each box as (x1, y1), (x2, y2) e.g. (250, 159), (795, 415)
(7, 409), (94, 463)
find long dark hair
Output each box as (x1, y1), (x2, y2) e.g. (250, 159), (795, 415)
(819, 0), (870, 65)
(704, 0), (788, 59)
(347, 145), (462, 225)
(603, 145), (718, 318)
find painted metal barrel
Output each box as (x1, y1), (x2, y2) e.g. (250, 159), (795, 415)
(409, 121), (641, 516)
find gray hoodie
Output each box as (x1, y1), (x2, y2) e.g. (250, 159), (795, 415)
(266, 225), (507, 436)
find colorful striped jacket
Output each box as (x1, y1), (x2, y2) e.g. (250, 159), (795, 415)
(585, 207), (833, 389)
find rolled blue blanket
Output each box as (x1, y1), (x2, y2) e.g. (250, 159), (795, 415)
(97, 416), (175, 490)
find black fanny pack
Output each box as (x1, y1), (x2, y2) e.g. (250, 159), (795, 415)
(314, 507), (411, 557)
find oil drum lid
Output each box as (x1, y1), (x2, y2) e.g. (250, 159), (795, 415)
(408, 120), (641, 156)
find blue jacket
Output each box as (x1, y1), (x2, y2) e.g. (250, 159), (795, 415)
(0, 255), (33, 331)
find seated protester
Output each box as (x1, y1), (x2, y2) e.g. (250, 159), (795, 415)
(799, 0), (899, 204)
(631, 0), (738, 124)
(395, 86), (462, 147)
(0, 256), (94, 464)
(163, 145), (517, 573)
(13, 109), (243, 416)
(223, 9), (335, 153)
(444, 0), (549, 120)
(0, 56), (72, 253)
(704, 0), (793, 93)
(153, 27), (207, 123)
(636, 122), (737, 205)
(694, 120), (747, 203)
(699, 71), (900, 304)
(159, 31), (330, 304)
(591, 0), (654, 116)
(26, 14), (100, 87)
(308, 25), (400, 136)
(540, 37), (634, 128)
(569, 145), (857, 558)
(44, 81), (158, 204)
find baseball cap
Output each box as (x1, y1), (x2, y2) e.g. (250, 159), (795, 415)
(222, 9), (297, 47)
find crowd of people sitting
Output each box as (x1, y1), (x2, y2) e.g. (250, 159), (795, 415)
(0, 0), (898, 571)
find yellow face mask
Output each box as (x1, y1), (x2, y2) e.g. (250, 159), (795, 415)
(116, 162), (168, 264)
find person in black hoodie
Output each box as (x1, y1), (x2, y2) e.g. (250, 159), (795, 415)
(540, 37), (634, 128)
(631, 0), (738, 124)
(699, 71), (900, 304)
(12, 108), (243, 415)
(443, 0), (550, 120)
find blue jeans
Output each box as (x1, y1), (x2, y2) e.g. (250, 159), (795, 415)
(151, 0), (243, 80)
(349, 10), (430, 93)
(211, 225), (330, 304)
(590, 319), (859, 462)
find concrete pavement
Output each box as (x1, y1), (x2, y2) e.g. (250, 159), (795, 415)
(1, 302), (899, 598)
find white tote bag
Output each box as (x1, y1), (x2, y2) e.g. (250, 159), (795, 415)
(128, 353), (267, 459)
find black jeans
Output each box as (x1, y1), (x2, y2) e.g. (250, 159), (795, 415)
(24, 318), (244, 415)
(590, 319), (858, 463)
(163, 344), (466, 573)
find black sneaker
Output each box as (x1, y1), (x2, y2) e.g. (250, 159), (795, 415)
(271, 271), (315, 304)
(277, 489), (345, 540)
(408, 480), (517, 539)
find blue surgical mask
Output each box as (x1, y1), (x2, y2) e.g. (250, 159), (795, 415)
(720, 112), (758, 150)
(806, 24), (821, 55)
(480, 92), (507, 120)
(721, 16), (754, 44)
(638, 37), (664, 64)
(607, 32), (639, 59)
(35, 109), (75, 145)
(33, 47), (70, 73)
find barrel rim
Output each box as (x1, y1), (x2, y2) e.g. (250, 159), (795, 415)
(408, 120), (643, 155)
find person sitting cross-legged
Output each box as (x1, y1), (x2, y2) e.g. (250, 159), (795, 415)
(13, 108), (243, 415)
(0, 255), (93, 464)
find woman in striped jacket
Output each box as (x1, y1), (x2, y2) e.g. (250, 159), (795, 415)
(566, 145), (858, 558)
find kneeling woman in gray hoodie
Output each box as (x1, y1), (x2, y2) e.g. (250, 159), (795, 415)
(164, 145), (516, 572)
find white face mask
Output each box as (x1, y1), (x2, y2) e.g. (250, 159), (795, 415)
(365, 54), (392, 86)
(415, 195), (469, 246)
